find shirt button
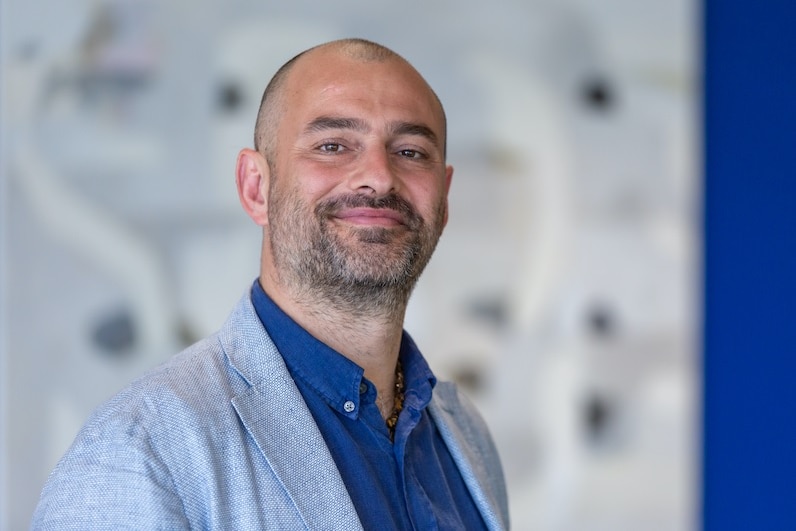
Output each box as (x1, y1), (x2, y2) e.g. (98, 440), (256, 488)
(359, 382), (368, 394)
(343, 400), (356, 413)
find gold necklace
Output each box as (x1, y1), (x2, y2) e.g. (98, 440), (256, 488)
(385, 360), (404, 441)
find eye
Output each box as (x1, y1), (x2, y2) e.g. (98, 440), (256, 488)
(397, 149), (425, 159)
(318, 143), (345, 153)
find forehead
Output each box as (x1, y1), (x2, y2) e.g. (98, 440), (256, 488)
(280, 49), (446, 138)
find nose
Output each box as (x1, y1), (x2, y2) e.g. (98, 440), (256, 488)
(348, 147), (398, 196)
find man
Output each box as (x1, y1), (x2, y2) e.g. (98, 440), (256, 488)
(32, 38), (509, 530)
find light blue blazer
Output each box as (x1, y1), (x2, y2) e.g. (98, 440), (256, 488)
(32, 293), (509, 530)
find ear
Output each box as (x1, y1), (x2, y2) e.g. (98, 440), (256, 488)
(236, 148), (271, 226)
(442, 164), (454, 228)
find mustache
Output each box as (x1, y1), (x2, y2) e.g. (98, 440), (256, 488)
(315, 193), (423, 229)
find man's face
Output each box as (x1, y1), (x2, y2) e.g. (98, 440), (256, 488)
(264, 50), (452, 304)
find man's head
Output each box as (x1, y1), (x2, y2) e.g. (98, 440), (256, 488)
(236, 38), (453, 316)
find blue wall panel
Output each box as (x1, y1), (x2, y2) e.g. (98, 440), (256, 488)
(703, 0), (796, 528)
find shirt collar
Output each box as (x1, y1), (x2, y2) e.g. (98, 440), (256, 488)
(399, 331), (437, 411)
(250, 279), (436, 416)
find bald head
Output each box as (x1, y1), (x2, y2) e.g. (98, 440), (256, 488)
(253, 38), (446, 158)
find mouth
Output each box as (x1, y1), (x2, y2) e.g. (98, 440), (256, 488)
(317, 193), (422, 233)
(333, 207), (407, 227)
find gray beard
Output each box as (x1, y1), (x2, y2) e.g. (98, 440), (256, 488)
(267, 189), (445, 318)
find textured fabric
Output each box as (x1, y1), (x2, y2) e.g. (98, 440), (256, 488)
(31, 291), (509, 530)
(251, 281), (487, 530)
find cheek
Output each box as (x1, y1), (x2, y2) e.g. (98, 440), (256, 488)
(291, 162), (347, 200)
(408, 178), (449, 215)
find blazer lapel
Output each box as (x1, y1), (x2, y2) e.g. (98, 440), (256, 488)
(232, 383), (362, 530)
(222, 294), (363, 530)
(429, 382), (510, 531)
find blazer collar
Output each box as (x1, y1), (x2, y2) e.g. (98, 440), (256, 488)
(221, 294), (363, 530)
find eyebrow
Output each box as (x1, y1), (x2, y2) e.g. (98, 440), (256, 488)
(303, 116), (440, 148)
(390, 121), (440, 149)
(304, 116), (369, 135)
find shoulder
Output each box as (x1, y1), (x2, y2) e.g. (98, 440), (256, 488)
(32, 292), (311, 529)
(30, 337), (232, 530)
(87, 290), (276, 430)
(50, 330), (244, 475)
(32, 302), (274, 528)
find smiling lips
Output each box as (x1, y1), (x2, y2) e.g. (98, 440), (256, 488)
(333, 207), (407, 227)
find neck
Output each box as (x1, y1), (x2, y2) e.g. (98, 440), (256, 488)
(259, 273), (407, 417)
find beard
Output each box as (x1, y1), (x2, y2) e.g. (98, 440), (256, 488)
(266, 179), (446, 316)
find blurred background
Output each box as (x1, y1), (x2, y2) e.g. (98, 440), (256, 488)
(1, 0), (699, 529)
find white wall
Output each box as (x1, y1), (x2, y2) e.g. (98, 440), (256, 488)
(1, 0), (698, 529)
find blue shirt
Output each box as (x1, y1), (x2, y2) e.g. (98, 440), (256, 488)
(251, 281), (487, 530)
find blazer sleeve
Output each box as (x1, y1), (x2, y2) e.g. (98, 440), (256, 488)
(31, 407), (189, 530)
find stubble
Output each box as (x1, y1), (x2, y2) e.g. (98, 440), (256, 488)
(267, 179), (445, 318)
